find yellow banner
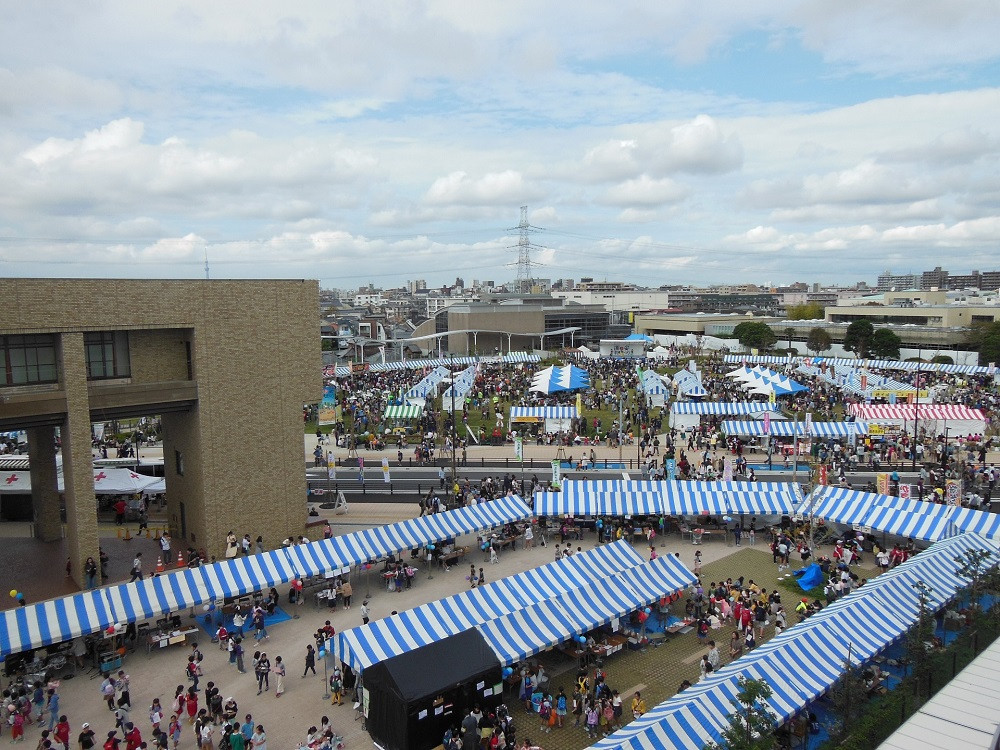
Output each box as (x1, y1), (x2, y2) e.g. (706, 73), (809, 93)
(871, 389), (929, 399)
(876, 472), (890, 495)
(576, 392), (583, 414)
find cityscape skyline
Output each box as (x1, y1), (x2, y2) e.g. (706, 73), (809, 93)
(0, 3), (998, 288)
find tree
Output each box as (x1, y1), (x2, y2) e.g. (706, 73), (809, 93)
(843, 320), (875, 357)
(783, 327), (795, 349)
(869, 328), (902, 359)
(978, 321), (1000, 366)
(806, 327), (832, 354)
(954, 547), (1000, 627)
(786, 302), (825, 320)
(732, 321), (777, 351)
(704, 676), (776, 750)
(905, 580), (935, 698)
(828, 650), (869, 742)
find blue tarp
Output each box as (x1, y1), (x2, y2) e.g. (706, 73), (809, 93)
(793, 563), (824, 591)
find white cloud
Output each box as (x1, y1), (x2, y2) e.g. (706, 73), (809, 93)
(603, 175), (689, 207)
(423, 170), (541, 206)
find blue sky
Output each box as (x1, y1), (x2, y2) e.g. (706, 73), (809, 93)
(0, 1), (998, 289)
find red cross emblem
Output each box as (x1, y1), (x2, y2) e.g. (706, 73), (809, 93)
(4, 474), (17, 485)
(129, 472), (140, 479)
(94, 471), (107, 481)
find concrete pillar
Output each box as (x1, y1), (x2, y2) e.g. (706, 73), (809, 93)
(27, 426), (61, 542)
(59, 332), (99, 589)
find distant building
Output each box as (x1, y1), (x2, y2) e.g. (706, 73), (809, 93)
(876, 270), (918, 292)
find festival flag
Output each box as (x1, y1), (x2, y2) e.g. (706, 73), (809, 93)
(381, 457), (391, 483)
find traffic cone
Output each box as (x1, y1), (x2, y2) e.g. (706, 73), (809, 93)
(155, 556), (165, 573)
(123, 527), (132, 541)
(176, 551), (185, 568)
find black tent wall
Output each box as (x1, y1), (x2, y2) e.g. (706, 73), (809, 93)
(364, 629), (503, 750)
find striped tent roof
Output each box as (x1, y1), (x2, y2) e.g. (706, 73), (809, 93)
(591, 534), (996, 750)
(382, 403), (424, 419)
(509, 406), (578, 420)
(723, 354), (994, 375)
(104, 568), (212, 623)
(0, 591), (114, 658)
(335, 540), (644, 670)
(801, 486), (879, 527)
(198, 549), (299, 600)
(479, 556), (695, 666)
(848, 403), (987, 423)
(721, 420), (868, 438)
(862, 496), (959, 542)
(288, 496), (532, 578)
(657, 481), (801, 516)
(532, 490), (663, 517)
(671, 401), (778, 415)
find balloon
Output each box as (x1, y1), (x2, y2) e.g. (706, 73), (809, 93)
(318, 649), (326, 657)
(203, 605), (211, 612)
(723, 516), (732, 522)
(481, 543), (489, 551)
(106, 625), (115, 634)
(427, 544), (436, 551)
(208, 604), (216, 612)
(16, 593), (24, 601)
(8, 590), (15, 598)
(644, 608), (651, 615)
(578, 635), (587, 644)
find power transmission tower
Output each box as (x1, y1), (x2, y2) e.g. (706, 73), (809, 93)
(508, 205), (542, 293)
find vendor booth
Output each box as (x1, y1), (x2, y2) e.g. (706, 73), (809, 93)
(847, 403), (987, 440)
(509, 405), (578, 434)
(362, 628), (502, 750)
(669, 401), (779, 431)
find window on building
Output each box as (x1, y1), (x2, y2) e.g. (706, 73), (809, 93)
(84, 331), (131, 380)
(1, 334), (58, 386)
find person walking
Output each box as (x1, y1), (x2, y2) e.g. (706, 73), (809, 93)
(302, 646), (316, 677)
(329, 667), (343, 706)
(272, 657), (286, 698)
(255, 654), (270, 695)
(129, 553), (143, 582)
(360, 600), (370, 625)
(233, 639), (246, 674)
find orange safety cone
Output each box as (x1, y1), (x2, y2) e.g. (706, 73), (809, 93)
(176, 551), (185, 568)
(123, 527), (132, 541)
(155, 556), (165, 573)
(116, 528), (122, 540)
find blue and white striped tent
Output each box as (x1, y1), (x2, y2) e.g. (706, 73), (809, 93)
(104, 568), (212, 623)
(721, 420), (868, 438)
(477, 598), (582, 664)
(724, 354), (994, 376)
(657, 481), (801, 516)
(590, 533), (998, 750)
(501, 352), (539, 363)
(948, 506), (1000, 539)
(533, 491), (663, 517)
(799, 486), (879, 528)
(402, 366), (450, 400)
(199, 549), (299, 600)
(441, 365), (477, 401)
(509, 406), (578, 421)
(862, 496), (958, 543)
(0, 591), (113, 658)
(530, 365), (591, 394)
(290, 496), (533, 578)
(671, 401), (778, 415)
(335, 541), (644, 670)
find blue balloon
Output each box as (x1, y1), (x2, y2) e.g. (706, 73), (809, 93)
(428, 544), (436, 551)
(481, 543), (489, 550)
(318, 649), (326, 657)
(644, 608), (651, 615)
(578, 635), (587, 644)
(502, 667), (512, 677)
(16, 593), (24, 601)
(208, 604), (216, 612)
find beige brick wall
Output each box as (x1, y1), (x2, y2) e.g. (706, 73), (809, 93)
(0, 279), (322, 563)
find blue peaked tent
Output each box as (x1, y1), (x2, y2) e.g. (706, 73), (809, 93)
(530, 364), (591, 394)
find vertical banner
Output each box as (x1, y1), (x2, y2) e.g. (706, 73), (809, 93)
(688, 359), (697, 373)
(665, 458), (676, 482)
(723, 458), (733, 482)
(876, 472), (889, 495)
(551, 459), (561, 489)
(576, 392), (583, 415)
(358, 457), (365, 484)
(804, 412), (812, 437)
(763, 412), (771, 435)
(318, 383), (339, 425)
(817, 465), (828, 486)
(899, 484), (911, 500)
(514, 436), (523, 461)
(768, 390), (776, 405)
(860, 374), (868, 392)
(945, 478), (962, 506)
(888, 392), (897, 405)
(327, 452), (336, 480)
(381, 457), (391, 483)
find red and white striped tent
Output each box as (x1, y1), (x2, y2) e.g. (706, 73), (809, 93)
(848, 403), (988, 437)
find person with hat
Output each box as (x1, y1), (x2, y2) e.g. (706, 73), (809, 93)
(329, 667), (343, 706)
(78, 724), (95, 750)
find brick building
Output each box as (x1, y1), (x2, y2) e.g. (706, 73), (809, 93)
(0, 279), (320, 586)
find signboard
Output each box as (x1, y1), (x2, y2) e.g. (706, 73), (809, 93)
(327, 452), (336, 480)
(945, 478), (962, 506)
(868, 423), (903, 438)
(817, 465), (828, 486)
(665, 459), (676, 482)
(351, 362), (369, 374)
(723, 458), (733, 482)
(514, 437), (523, 462)
(804, 412), (812, 437)
(381, 457), (391, 484)
(551, 459), (561, 489)
(318, 384), (339, 425)
(899, 484), (911, 500)
(763, 412), (771, 434)
(876, 472), (890, 495)
(871, 389), (928, 399)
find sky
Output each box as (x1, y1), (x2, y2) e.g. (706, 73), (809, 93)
(1, 1), (999, 290)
